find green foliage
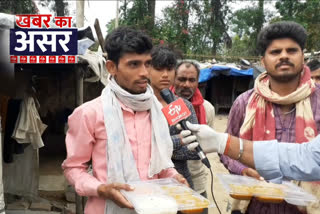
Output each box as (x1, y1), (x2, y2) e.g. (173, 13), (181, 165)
(105, 0), (320, 58)
(190, 0), (231, 55)
(111, 0), (230, 56)
(0, 0), (38, 14)
(88, 41), (100, 52)
(52, 0), (69, 16)
(302, 0), (320, 51)
(274, 0), (320, 51)
(39, 0), (69, 16)
(152, 7), (182, 48)
(153, 0), (230, 55)
(118, 0), (155, 35)
(231, 0), (265, 55)
(223, 35), (252, 57)
(106, 19), (116, 34)
(275, 0), (302, 21)
(153, 0), (192, 53)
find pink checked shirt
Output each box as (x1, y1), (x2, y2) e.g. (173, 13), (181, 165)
(62, 97), (177, 214)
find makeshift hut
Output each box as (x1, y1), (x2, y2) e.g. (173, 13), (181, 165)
(199, 64), (257, 113)
(0, 12), (108, 212)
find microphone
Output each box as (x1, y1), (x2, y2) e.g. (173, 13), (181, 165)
(160, 89), (211, 168)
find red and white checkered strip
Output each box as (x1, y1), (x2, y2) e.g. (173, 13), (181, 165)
(10, 55), (78, 64)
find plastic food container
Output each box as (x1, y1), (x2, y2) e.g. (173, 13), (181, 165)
(217, 174), (317, 206)
(120, 178), (213, 214)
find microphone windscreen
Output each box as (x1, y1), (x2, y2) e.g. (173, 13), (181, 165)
(160, 88), (175, 104)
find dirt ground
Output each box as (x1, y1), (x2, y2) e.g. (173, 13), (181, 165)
(206, 114), (234, 214)
(38, 114), (234, 214)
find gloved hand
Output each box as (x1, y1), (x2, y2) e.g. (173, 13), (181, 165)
(180, 121), (229, 154)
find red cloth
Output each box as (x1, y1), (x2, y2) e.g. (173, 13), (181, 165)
(170, 87), (207, 124)
(240, 65), (317, 143)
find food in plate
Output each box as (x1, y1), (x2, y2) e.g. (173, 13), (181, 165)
(134, 195), (178, 214)
(160, 185), (210, 212)
(229, 184), (253, 200)
(229, 183), (285, 202)
(180, 208), (205, 214)
(254, 184), (285, 203)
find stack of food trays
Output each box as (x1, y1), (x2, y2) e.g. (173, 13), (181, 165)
(217, 174), (317, 206)
(121, 178), (213, 214)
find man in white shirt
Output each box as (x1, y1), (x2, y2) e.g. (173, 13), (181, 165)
(180, 122), (320, 182)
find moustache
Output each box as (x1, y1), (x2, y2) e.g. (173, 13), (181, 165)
(179, 88), (194, 93)
(276, 61), (294, 68)
(134, 78), (149, 83)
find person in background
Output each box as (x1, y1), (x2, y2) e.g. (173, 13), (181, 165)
(307, 59), (320, 84)
(180, 121), (320, 182)
(220, 21), (320, 214)
(149, 45), (199, 189)
(172, 60), (215, 214)
(62, 27), (186, 214)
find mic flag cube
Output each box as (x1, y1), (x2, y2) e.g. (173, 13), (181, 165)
(161, 98), (191, 126)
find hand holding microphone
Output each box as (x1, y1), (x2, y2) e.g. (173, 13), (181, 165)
(180, 121), (229, 154)
(181, 123), (264, 181)
(160, 89), (211, 168)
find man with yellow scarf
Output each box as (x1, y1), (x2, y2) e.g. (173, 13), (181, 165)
(219, 21), (320, 214)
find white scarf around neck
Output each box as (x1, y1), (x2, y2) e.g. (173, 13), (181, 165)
(101, 77), (174, 214)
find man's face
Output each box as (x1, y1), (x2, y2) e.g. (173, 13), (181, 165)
(149, 67), (175, 92)
(174, 64), (198, 99)
(311, 68), (320, 84)
(261, 38), (304, 83)
(107, 53), (152, 94)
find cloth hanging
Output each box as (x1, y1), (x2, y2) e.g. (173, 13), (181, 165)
(12, 97), (47, 149)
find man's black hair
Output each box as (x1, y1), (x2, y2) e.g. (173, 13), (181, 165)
(104, 27), (153, 65)
(151, 46), (177, 70)
(257, 21), (307, 56)
(307, 59), (320, 72)
(176, 60), (201, 78)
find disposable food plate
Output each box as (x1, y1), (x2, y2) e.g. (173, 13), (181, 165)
(120, 178), (213, 214)
(217, 173), (317, 206)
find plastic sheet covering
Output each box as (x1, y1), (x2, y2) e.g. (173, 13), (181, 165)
(78, 38), (95, 55)
(199, 64), (253, 83)
(78, 51), (109, 86)
(0, 13), (14, 30)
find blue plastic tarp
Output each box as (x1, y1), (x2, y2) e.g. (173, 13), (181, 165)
(199, 65), (253, 83)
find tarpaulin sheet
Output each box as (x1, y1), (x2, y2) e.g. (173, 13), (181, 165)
(199, 65), (253, 83)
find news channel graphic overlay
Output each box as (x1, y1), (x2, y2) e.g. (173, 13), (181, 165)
(161, 98), (192, 126)
(10, 14), (77, 64)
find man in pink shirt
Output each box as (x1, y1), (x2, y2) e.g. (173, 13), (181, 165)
(62, 27), (186, 214)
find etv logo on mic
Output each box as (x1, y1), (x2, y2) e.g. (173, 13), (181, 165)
(162, 98), (191, 126)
